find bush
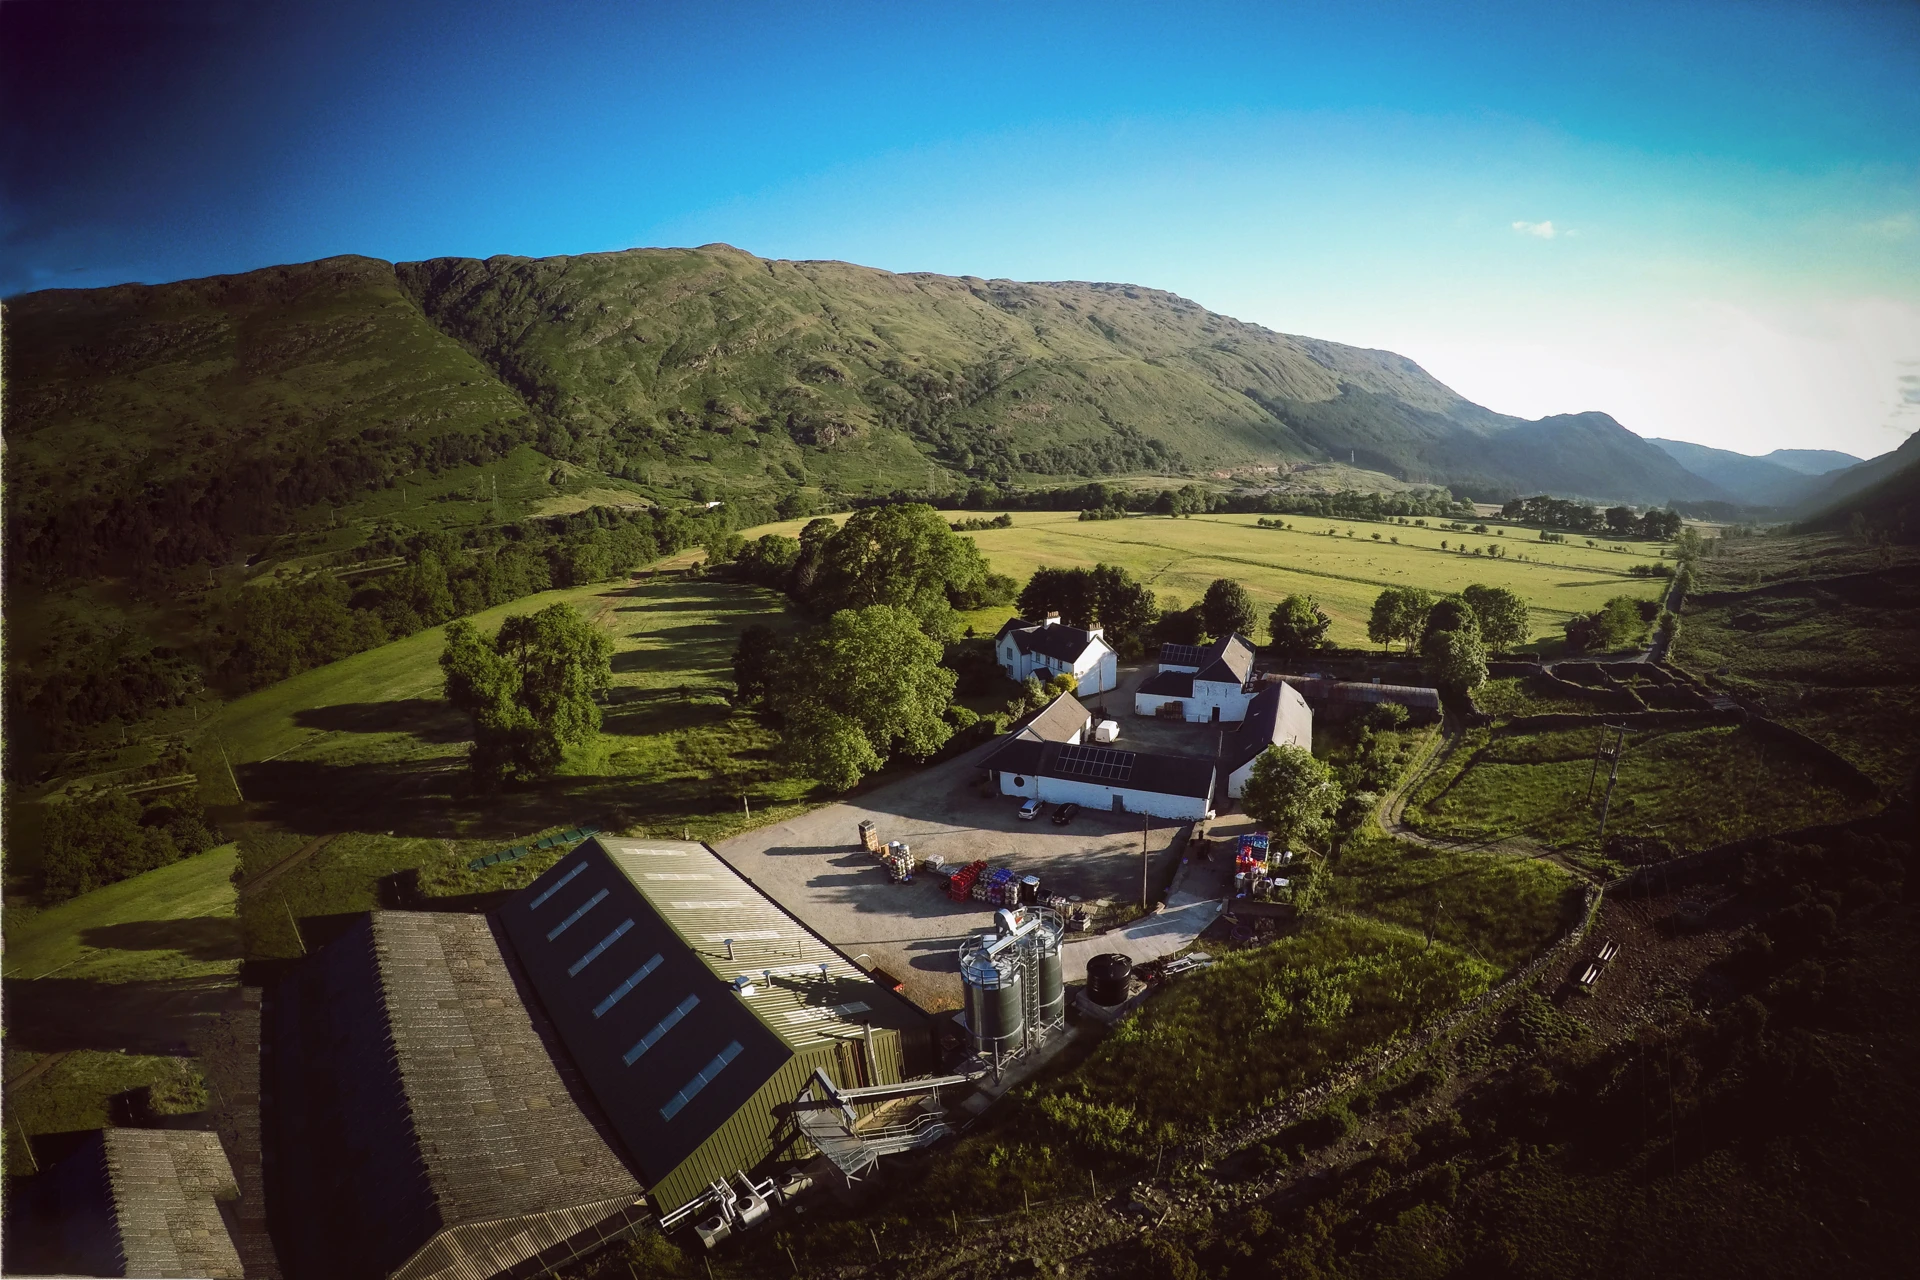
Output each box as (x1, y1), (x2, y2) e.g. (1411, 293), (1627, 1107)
(42, 791), (216, 900)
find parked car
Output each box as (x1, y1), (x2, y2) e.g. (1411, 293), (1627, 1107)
(1050, 802), (1081, 826)
(1018, 798), (1043, 821)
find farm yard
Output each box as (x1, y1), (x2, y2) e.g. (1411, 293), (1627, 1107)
(730, 509), (1672, 646)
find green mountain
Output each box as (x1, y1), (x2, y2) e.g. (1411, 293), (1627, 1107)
(1648, 437), (1831, 507)
(1797, 430), (1920, 533)
(4, 243), (1731, 592)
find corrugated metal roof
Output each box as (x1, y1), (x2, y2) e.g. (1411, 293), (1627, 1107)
(498, 840), (923, 1203)
(103, 1129), (245, 1280)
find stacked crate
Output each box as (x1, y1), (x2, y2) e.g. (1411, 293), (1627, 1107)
(948, 860), (987, 902)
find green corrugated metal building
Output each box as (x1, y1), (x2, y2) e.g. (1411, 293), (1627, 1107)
(498, 837), (932, 1218)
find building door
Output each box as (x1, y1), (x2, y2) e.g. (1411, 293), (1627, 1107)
(1112, 793), (1125, 812)
(1211, 705), (1221, 722)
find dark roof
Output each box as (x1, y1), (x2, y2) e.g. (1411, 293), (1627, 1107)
(1001, 618), (1104, 664)
(1227, 682), (1314, 770)
(7, 1129), (244, 1279)
(269, 911), (643, 1280)
(1194, 635), (1257, 686)
(500, 840), (924, 1205)
(1158, 634), (1256, 684)
(1008, 691), (1092, 745)
(1157, 642), (1206, 668)
(1137, 670), (1195, 698)
(986, 738), (1216, 800)
(1274, 674), (1441, 710)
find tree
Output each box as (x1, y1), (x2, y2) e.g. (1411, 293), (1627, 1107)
(1155, 602), (1205, 647)
(1420, 596), (1479, 648)
(1461, 584), (1531, 653)
(1267, 595), (1331, 667)
(1018, 567), (1099, 628)
(771, 606), (958, 790)
(1015, 563), (1158, 655)
(1367, 587), (1434, 653)
(732, 625), (780, 703)
(1562, 595), (1645, 653)
(1422, 627), (1488, 695)
(1200, 578), (1257, 640)
(441, 604), (613, 782)
(804, 504), (994, 639)
(1239, 745), (1345, 853)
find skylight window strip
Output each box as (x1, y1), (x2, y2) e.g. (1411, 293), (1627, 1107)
(593, 954), (664, 1017)
(545, 888), (609, 941)
(528, 862), (587, 911)
(622, 994), (699, 1065)
(660, 1041), (744, 1120)
(567, 919), (633, 977)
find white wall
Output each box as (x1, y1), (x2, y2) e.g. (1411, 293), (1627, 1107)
(1072, 644), (1117, 695)
(1131, 682), (1255, 724)
(1035, 774), (1211, 820)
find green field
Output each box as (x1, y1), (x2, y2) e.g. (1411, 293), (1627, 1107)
(1406, 723), (1868, 856)
(735, 510), (1670, 645)
(3, 1052), (209, 1173)
(2, 845), (240, 983)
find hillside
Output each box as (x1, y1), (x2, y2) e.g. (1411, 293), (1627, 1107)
(1765, 446), (1863, 474)
(1794, 430), (1920, 527)
(1648, 437), (1836, 507)
(4, 247), (1728, 592)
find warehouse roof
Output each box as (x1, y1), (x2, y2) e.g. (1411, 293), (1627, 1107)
(5, 1128), (244, 1279)
(269, 911), (644, 1280)
(1005, 691), (1093, 745)
(498, 839), (922, 1195)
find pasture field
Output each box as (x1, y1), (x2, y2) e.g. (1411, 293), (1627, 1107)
(1405, 723), (1869, 858)
(2, 845), (240, 984)
(734, 510), (1670, 645)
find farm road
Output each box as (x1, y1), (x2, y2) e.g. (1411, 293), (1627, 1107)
(1377, 722), (1581, 873)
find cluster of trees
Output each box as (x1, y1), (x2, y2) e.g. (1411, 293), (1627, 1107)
(732, 606), (961, 790)
(948, 513), (1012, 532)
(440, 603), (613, 782)
(1366, 584), (1529, 658)
(1500, 495), (1683, 539)
(1563, 595), (1657, 652)
(9, 637), (205, 758)
(41, 790), (219, 901)
(1266, 595), (1332, 666)
(223, 505), (703, 691)
(714, 504), (1017, 638)
(1014, 565), (1161, 655)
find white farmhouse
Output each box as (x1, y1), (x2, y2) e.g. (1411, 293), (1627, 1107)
(1133, 634), (1259, 723)
(984, 692), (1216, 821)
(1223, 681), (1315, 799)
(993, 615), (1118, 695)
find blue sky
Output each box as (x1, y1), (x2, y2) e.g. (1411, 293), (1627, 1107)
(4, 0), (1917, 458)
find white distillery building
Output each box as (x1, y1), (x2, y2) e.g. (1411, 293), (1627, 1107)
(1134, 634), (1260, 723)
(984, 693), (1216, 821)
(1223, 682), (1315, 799)
(994, 615), (1118, 696)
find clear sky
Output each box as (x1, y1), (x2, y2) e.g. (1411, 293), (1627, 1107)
(4, 0), (1917, 460)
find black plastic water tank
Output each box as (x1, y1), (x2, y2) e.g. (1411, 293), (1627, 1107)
(1087, 953), (1132, 1005)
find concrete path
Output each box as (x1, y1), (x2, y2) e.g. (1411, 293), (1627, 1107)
(1060, 853), (1234, 981)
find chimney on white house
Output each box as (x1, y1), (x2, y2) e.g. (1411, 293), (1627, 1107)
(1044, 612), (1061, 627)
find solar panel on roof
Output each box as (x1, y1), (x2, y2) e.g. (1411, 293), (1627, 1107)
(593, 954), (664, 1017)
(1055, 744), (1136, 782)
(1161, 643), (1204, 664)
(660, 1041), (744, 1120)
(528, 862), (587, 910)
(546, 888), (609, 941)
(568, 918), (633, 977)
(623, 994), (699, 1065)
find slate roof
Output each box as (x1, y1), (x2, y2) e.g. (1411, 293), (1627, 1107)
(1226, 682), (1314, 770)
(498, 840), (924, 1197)
(1137, 670), (1195, 699)
(1156, 634), (1257, 685)
(998, 618), (1106, 665)
(984, 738), (1217, 800)
(1005, 691), (1093, 745)
(268, 911), (644, 1280)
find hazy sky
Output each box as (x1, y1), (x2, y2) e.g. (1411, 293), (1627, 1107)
(4, 0), (1917, 460)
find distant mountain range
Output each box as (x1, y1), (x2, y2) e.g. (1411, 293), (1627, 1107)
(2, 245), (1910, 583)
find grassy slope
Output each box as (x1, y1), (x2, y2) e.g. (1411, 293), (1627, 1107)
(1406, 724), (1868, 855)
(1672, 533), (1920, 789)
(3, 1052), (208, 1173)
(1, 845), (239, 982)
(737, 509), (1669, 645)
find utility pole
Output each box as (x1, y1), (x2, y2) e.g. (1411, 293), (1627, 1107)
(1594, 724), (1629, 855)
(1141, 815), (1151, 910)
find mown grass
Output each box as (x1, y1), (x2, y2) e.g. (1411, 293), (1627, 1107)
(736, 509), (1668, 646)
(1406, 724), (1867, 856)
(1327, 833), (1576, 973)
(2, 1052), (209, 1174)
(1, 845), (240, 982)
